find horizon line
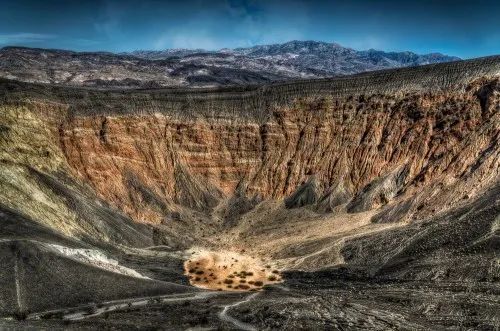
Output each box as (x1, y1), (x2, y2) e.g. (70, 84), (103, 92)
(0, 39), (467, 59)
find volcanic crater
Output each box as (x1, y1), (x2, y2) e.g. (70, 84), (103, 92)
(0, 56), (499, 329)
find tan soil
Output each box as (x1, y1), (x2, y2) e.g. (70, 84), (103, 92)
(184, 248), (282, 292)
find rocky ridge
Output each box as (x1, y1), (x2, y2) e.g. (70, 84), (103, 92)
(0, 40), (459, 88)
(1, 56), (497, 223)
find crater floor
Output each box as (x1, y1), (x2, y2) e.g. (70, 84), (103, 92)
(184, 248), (282, 292)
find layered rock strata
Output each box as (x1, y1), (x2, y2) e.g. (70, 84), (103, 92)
(1, 56), (499, 225)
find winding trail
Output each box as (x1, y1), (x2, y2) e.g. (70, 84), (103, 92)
(26, 283), (264, 330)
(27, 291), (218, 321)
(218, 292), (260, 331)
(14, 257), (22, 311)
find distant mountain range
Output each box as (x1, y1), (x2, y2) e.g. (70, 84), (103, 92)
(0, 40), (460, 88)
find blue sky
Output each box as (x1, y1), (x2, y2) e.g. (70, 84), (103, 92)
(0, 0), (499, 58)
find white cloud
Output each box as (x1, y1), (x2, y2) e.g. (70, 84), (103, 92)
(226, 0), (308, 47)
(154, 29), (220, 50)
(0, 33), (57, 45)
(93, 0), (127, 40)
(152, 0), (309, 51)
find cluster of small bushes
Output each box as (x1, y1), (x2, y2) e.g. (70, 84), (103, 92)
(13, 310), (29, 321)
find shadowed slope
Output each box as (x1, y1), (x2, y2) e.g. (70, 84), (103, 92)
(0, 240), (194, 316)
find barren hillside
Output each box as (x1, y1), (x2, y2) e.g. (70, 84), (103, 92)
(0, 41), (459, 88)
(0, 56), (498, 329)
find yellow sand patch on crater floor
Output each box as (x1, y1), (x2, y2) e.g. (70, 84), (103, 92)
(184, 248), (282, 292)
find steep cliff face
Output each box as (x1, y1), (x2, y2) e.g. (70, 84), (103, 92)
(0, 102), (156, 246)
(1, 56), (499, 230)
(57, 78), (499, 224)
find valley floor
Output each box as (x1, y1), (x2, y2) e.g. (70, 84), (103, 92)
(1, 185), (498, 330)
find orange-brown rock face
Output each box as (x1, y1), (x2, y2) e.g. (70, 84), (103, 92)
(58, 78), (499, 223)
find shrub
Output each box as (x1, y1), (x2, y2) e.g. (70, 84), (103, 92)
(13, 310), (29, 321)
(40, 311), (64, 320)
(84, 306), (97, 315)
